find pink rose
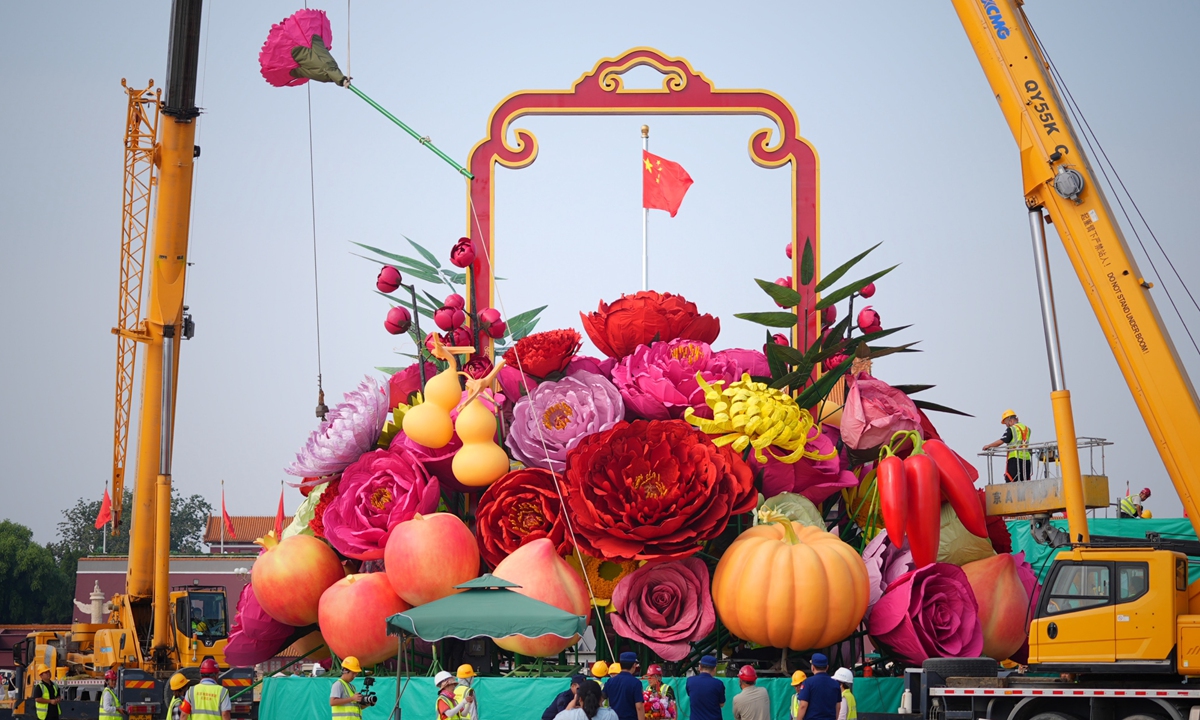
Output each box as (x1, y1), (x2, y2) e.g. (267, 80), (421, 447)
(610, 557), (716, 661)
(840, 373), (923, 450)
(755, 424), (858, 503)
(388, 362), (436, 409)
(857, 306), (882, 334)
(449, 237), (476, 268)
(321, 447), (439, 560)
(869, 562), (984, 664)
(611, 339), (768, 420)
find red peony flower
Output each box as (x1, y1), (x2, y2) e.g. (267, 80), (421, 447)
(581, 291), (720, 359)
(563, 419), (756, 561)
(449, 237), (476, 268)
(475, 467), (573, 568)
(503, 329), (582, 379)
(463, 356), (494, 380)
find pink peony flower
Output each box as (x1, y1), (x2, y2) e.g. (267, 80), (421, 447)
(497, 356), (615, 405)
(225, 582), (303, 666)
(505, 370), (624, 472)
(840, 373), (923, 451)
(449, 237), (476, 268)
(321, 447), (439, 560)
(478, 308), (505, 339)
(609, 557), (716, 661)
(756, 424), (858, 504)
(859, 282), (876, 298)
(286, 376), (389, 477)
(858, 306), (882, 334)
(384, 306), (411, 335)
(611, 340), (768, 421)
(376, 266), (401, 293)
(388, 362), (437, 409)
(434, 305), (466, 331)
(869, 562), (984, 664)
(444, 293), (465, 310)
(463, 356), (494, 380)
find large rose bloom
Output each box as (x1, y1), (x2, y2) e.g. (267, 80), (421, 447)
(868, 562), (984, 664)
(506, 371), (624, 471)
(564, 420), (756, 560)
(475, 468), (573, 568)
(503, 329), (582, 379)
(609, 557), (716, 661)
(321, 447), (439, 560)
(286, 376), (390, 477)
(840, 373), (923, 450)
(581, 291), (720, 359)
(611, 340), (768, 420)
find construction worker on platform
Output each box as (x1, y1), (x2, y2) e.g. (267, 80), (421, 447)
(1120, 487), (1152, 518)
(32, 665), (61, 720)
(99, 669), (124, 720)
(167, 674), (189, 720)
(184, 659), (230, 720)
(329, 657), (364, 720)
(983, 410), (1032, 482)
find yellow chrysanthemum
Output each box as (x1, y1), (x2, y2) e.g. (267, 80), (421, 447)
(684, 373), (834, 465)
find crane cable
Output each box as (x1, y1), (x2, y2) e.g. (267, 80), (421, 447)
(1029, 23), (1200, 360)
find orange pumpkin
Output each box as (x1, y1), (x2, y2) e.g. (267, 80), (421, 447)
(712, 519), (869, 650)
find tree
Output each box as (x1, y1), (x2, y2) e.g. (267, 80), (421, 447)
(0, 521), (72, 623)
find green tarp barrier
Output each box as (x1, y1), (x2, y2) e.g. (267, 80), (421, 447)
(261, 675), (904, 720)
(1007, 517), (1200, 583)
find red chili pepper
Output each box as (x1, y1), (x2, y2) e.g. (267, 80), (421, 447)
(923, 439), (988, 539)
(876, 455), (909, 544)
(903, 450), (941, 568)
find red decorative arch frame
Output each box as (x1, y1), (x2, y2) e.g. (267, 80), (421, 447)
(464, 47), (820, 353)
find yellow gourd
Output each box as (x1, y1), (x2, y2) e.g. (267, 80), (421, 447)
(451, 394), (509, 488)
(400, 336), (473, 449)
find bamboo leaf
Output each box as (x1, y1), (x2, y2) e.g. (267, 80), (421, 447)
(754, 278), (803, 309)
(765, 334), (788, 380)
(815, 243), (882, 293)
(351, 243), (439, 274)
(376, 366), (405, 374)
(405, 236), (443, 269)
(351, 251), (443, 284)
(439, 268), (467, 285)
(816, 265), (898, 310)
(892, 384), (935, 395)
(870, 342), (922, 359)
(913, 399), (974, 417)
(767, 340), (808, 366)
(506, 305), (548, 328)
(799, 237), (815, 287)
(794, 356), (854, 408)
(769, 366), (810, 391)
(734, 311), (800, 328)
(375, 291), (434, 320)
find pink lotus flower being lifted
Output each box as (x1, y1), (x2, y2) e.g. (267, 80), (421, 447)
(286, 376), (389, 477)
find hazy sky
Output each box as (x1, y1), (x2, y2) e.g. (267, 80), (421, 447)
(2, 2), (1197, 543)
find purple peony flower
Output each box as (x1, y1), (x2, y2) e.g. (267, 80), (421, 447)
(286, 376), (389, 477)
(609, 557), (716, 661)
(862, 529), (916, 619)
(321, 447), (439, 560)
(868, 562), (984, 664)
(757, 424), (858, 503)
(611, 340), (768, 420)
(506, 371), (624, 472)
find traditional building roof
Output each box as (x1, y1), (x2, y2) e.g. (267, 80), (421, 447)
(203, 516), (293, 545)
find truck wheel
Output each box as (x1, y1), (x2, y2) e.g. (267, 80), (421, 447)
(1118, 715), (1166, 720)
(1029, 714), (1079, 720)
(922, 657), (1000, 678)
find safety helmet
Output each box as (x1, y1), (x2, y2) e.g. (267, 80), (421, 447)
(199, 658), (220, 677)
(833, 668), (854, 685)
(341, 657), (362, 674)
(608, 663), (622, 674)
(35, 664), (49, 675)
(1142, 487), (1152, 499)
(1143, 509), (1154, 519)
(169, 674), (189, 691)
(590, 660), (609, 678)
(737, 665), (758, 683)
(104, 669), (118, 681)
(644, 664), (663, 678)
(434, 671), (455, 687)
(791, 670), (807, 686)
(456, 664), (475, 679)
(1001, 409), (1017, 422)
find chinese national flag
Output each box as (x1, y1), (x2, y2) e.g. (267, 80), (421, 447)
(222, 488), (237, 538)
(274, 486), (286, 538)
(642, 150), (693, 217)
(94, 489), (112, 530)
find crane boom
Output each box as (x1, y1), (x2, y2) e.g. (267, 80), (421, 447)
(951, 0), (1200, 536)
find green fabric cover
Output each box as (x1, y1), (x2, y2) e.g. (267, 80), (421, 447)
(1007, 517), (1200, 583)
(260, 676), (904, 720)
(385, 577), (588, 642)
(290, 35), (346, 86)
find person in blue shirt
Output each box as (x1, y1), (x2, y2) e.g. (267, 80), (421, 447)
(685, 655), (726, 720)
(604, 652), (645, 720)
(543, 674), (587, 720)
(794, 653), (841, 720)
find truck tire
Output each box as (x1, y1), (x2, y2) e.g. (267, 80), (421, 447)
(922, 657), (1000, 678)
(1029, 714), (1079, 720)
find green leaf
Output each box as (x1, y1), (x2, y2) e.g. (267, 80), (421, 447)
(350, 251), (443, 285)
(892, 384), (935, 395)
(855, 324), (910, 345)
(815, 243), (882, 293)
(870, 342), (922, 359)
(749, 375), (774, 385)
(421, 290), (447, 309)
(510, 316), (541, 341)
(794, 356), (854, 408)
(913, 399), (974, 417)
(799, 237), (815, 286)
(376, 366), (404, 374)
(375, 291), (433, 320)
(440, 269), (467, 285)
(405, 236), (443, 269)
(769, 366), (812, 391)
(506, 305), (548, 328)
(819, 315), (853, 352)
(816, 265), (898, 310)
(766, 340), (807, 366)
(765, 334), (788, 380)
(351, 242), (439, 274)
(734, 311), (799, 328)
(754, 278), (803, 309)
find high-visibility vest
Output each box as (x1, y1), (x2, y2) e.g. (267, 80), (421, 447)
(35, 682), (57, 720)
(842, 689), (857, 719)
(1120, 494), (1140, 517)
(99, 687), (122, 720)
(331, 679), (361, 720)
(1006, 423), (1031, 461)
(437, 690), (464, 720)
(189, 682), (225, 719)
(168, 696), (183, 720)
(791, 693), (801, 719)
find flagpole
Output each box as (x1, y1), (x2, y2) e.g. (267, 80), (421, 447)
(221, 479), (225, 554)
(641, 125), (649, 292)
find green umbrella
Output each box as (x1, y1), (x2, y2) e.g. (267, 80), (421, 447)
(386, 574), (588, 642)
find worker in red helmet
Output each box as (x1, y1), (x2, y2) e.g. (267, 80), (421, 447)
(641, 664), (675, 719)
(99, 669), (123, 720)
(184, 659), (230, 720)
(1119, 487), (1152, 518)
(732, 665), (769, 720)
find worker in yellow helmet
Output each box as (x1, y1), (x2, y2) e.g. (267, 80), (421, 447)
(330, 657), (364, 720)
(789, 671), (807, 720)
(983, 410), (1032, 482)
(167, 674), (189, 720)
(32, 665), (61, 720)
(1120, 487), (1152, 518)
(453, 664), (478, 720)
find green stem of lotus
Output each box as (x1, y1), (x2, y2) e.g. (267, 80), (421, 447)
(347, 84), (474, 179)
